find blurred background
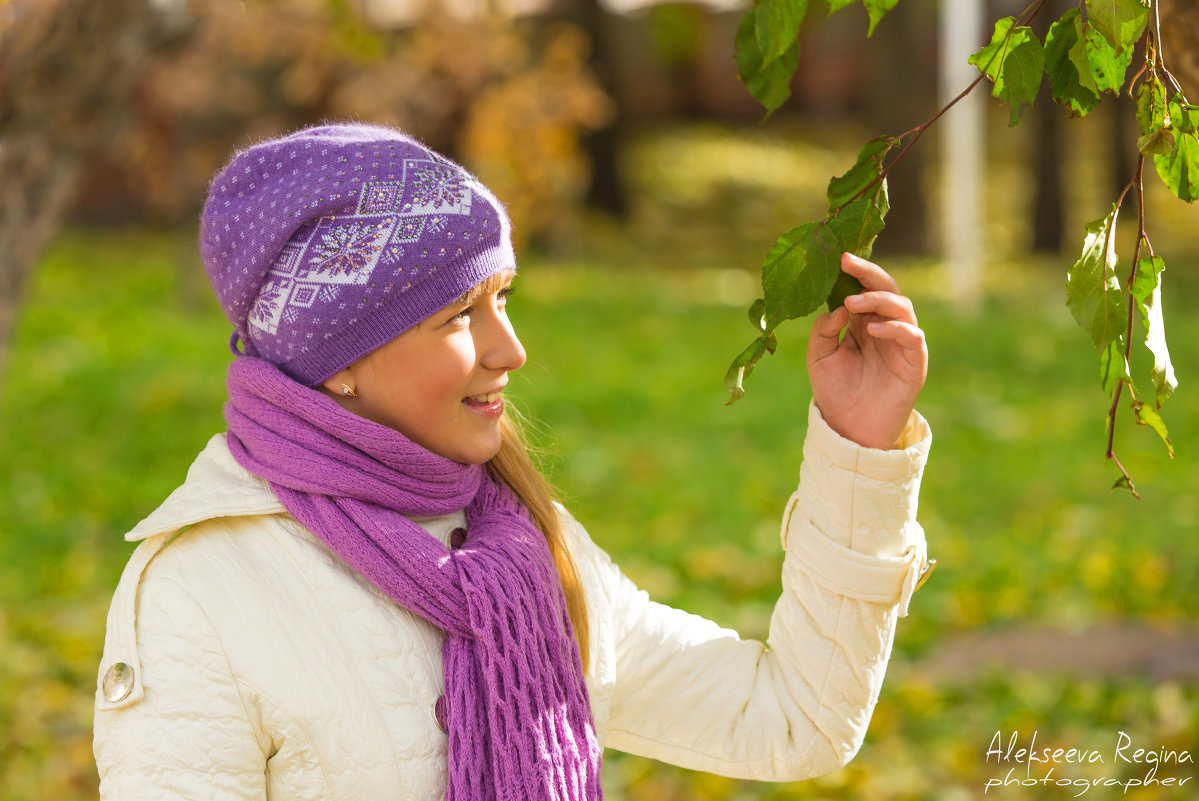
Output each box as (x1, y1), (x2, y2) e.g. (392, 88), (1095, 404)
(2, 0), (1198, 798)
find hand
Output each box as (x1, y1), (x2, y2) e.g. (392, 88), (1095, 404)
(807, 253), (928, 449)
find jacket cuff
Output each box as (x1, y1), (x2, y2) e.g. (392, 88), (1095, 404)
(780, 401), (932, 615)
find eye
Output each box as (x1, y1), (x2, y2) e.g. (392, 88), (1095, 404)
(497, 287), (515, 307)
(451, 305), (473, 322)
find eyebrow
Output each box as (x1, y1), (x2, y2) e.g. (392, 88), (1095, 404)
(455, 269), (516, 307)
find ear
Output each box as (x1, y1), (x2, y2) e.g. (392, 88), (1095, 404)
(320, 366), (359, 400)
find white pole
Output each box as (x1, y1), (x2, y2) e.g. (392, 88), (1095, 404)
(940, 0), (985, 311)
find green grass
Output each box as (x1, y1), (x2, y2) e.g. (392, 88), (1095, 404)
(3, 125), (1199, 798)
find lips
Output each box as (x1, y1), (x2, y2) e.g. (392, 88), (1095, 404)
(462, 390), (505, 418)
(464, 392), (502, 405)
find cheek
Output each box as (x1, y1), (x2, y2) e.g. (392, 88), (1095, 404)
(408, 349), (476, 408)
(356, 331), (478, 433)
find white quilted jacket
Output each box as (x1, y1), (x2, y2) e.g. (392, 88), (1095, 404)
(94, 403), (931, 799)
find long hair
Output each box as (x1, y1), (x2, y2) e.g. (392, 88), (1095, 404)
(487, 413), (590, 671)
(452, 271), (590, 669)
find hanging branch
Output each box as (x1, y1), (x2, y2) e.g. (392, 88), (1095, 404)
(727, 0), (1195, 494)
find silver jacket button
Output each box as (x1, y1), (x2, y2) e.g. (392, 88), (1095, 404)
(433, 694), (448, 733)
(102, 662), (135, 703)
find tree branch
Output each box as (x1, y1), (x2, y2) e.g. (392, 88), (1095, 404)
(831, 0), (1052, 219)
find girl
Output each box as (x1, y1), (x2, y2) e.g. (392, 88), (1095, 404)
(93, 123), (932, 800)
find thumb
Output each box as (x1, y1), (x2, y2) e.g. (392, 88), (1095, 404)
(807, 306), (849, 364)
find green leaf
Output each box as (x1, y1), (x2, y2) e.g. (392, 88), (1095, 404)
(1084, 0), (1149, 54)
(827, 180), (889, 256)
(862, 0), (899, 35)
(1137, 128), (1175, 156)
(823, 0), (897, 34)
(755, 0), (808, 65)
(1128, 253), (1163, 301)
(969, 17), (1045, 127)
(760, 221), (842, 329)
(1067, 207), (1126, 350)
(1134, 74), (1168, 134)
(1140, 94), (1199, 199)
(736, 11), (801, 115)
(1132, 400), (1174, 457)
(821, 135), (894, 310)
(724, 336), (768, 404)
(1066, 207), (1129, 394)
(826, 270), (864, 311)
(748, 298), (766, 331)
(1159, 100), (1199, 199)
(1098, 339), (1131, 397)
(1151, 105), (1199, 203)
(727, 130), (898, 401)
(1044, 10), (1101, 117)
(1169, 97), (1199, 134)
(1130, 254), (1177, 406)
(825, 135), (899, 210)
(1072, 22), (1134, 95)
(1110, 473), (1138, 496)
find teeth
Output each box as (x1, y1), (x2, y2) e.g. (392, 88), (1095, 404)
(467, 392), (501, 404)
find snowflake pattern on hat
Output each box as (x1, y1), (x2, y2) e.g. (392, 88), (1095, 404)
(409, 164), (470, 213)
(247, 158), (477, 339)
(307, 220), (395, 280)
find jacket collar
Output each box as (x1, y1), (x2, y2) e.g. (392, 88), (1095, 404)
(126, 433), (287, 542)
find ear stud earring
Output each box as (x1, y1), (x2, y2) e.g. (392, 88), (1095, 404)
(340, 384), (358, 398)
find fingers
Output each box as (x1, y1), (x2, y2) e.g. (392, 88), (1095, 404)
(840, 253), (919, 330)
(840, 252), (899, 294)
(844, 290), (917, 325)
(812, 253), (924, 366)
(865, 319), (926, 354)
(807, 305), (850, 362)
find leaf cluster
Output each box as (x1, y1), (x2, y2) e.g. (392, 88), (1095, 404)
(966, 1), (1198, 204)
(735, 0), (898, 116)
(725, 135), (897, 402)
(728, 0), (1197, 492)
(972, 0), (1191, 490)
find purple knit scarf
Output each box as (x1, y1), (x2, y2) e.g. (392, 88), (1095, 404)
(223, 356), (602, 801)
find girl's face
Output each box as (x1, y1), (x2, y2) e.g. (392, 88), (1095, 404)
(326, 271), (525, 464)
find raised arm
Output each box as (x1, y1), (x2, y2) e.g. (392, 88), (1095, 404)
(592, 255), (931, 779)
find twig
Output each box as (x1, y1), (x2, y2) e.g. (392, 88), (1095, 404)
(1105, 156), (1148, 496)
(830, 0), (1052, 219)
(1152, 0), (1186, 97)
(1101, 170), (1135, 456)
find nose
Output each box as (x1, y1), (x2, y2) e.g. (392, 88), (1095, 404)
(479, 306), (526, 373)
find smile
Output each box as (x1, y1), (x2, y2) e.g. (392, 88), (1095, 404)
(462, 392), (505, 419)
(464, 392), (502, 404)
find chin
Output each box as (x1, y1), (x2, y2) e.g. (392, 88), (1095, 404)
(453, 439), (503, 465)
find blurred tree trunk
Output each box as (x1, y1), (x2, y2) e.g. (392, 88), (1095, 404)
(1031, 95), (1063, 253)
(1157, 0), (1199, 98)
(865, 0), (935, 255)
(560, 0), (628, 218)
(0, 0), (180, 383)
(1031, 0), (1067, 254)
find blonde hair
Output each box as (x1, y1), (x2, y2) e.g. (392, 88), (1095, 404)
(487, 413), (590, 671)
(466, 270), (589, 669)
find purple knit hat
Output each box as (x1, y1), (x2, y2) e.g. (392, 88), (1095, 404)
(200, 123), (515, 386)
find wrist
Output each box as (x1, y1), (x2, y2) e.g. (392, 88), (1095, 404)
(814, 401), (907, 450)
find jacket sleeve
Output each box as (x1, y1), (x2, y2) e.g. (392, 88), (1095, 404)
(94, 569), (270, 800)
(596, 401), (931, 781)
